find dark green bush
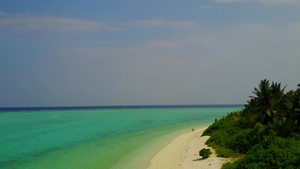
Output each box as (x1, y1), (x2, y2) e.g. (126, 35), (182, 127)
(234, 137), (300, 169)
(202, 111), (246, 136)
(208, 143), (236, 157)
(199, 148), (212, 159)
(214, 148), (232, 158)
(204, 111), (253, 157)
(227, 125), (267, 154)
(206, 130), (230, 147)
(227, 129), (253, 154)
(268, 119), (298, 138)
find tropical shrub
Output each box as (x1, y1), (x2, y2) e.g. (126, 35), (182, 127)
(206, 130), (230, 147)
(227, 129), (254, 154)
(234, 137), (300, 168)
(203, 111), (246, 136)
(199, 148), (212, 159)
(208, 143), (236, 158)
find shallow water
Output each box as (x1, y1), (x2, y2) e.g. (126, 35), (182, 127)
(0, 106), (241, 169)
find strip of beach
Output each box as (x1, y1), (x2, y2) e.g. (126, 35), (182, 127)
(146, 127), (229, 169)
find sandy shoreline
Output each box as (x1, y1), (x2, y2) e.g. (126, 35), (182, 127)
(146, 127), (229, 169)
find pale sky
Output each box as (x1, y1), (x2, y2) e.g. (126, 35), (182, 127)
(1, 0), (300, 107)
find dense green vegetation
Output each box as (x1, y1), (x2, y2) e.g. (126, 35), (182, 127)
(202, 79), (300, 168)
(199, 148), (212, 159)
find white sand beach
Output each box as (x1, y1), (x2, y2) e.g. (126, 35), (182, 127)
(147, 127), (229, 169)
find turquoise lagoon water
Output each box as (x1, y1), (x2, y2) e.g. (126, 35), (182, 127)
(0, 106), (242, 169)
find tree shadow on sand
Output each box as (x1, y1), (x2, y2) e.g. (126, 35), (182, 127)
(192, 158), (206, 161)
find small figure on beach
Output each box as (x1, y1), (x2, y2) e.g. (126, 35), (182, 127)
(192, 128), (195, 131)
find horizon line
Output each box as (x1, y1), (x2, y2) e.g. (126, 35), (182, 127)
(0, 104), (244, 111)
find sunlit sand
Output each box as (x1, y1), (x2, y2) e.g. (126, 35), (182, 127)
(147, 127), (229, 169)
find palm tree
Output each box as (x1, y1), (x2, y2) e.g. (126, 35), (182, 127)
(246, 79), (289, 124)
(269, 82), (291, 119)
